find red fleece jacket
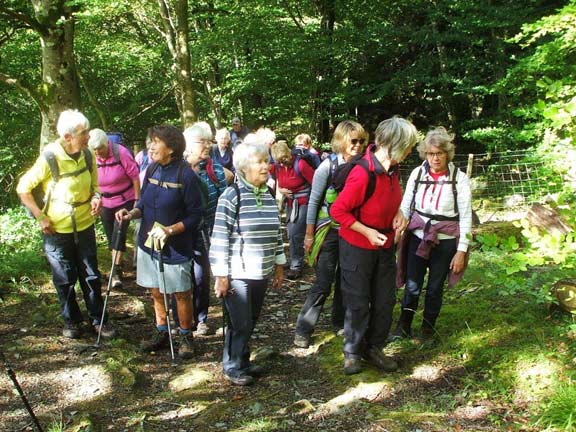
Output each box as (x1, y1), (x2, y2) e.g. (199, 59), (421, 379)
(330, 146), (402, 250)
(270, 156), (315, 206)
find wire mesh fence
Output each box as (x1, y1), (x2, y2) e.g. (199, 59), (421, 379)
(399, 150), (565, 221)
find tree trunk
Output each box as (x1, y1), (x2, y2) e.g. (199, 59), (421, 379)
(314, 0), (335, 142)
(158, 0), (197, 127)
(35, 0), (81, 147)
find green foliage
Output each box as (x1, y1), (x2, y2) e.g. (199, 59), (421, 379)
(536, 384), (576, 431)
(0, 207), (46, 283)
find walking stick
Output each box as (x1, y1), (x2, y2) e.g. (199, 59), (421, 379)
(94, 219), (128, 348)
(152, 239), (177, 366)
(0, 349), (44, 432)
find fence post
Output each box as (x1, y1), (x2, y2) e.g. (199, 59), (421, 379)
(467, 153), (474, 178)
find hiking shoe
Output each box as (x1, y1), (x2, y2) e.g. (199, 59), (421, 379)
(387, 323), (412, 343)
(285, 268), (302, 280)
(195, 322), (210, 336)
(140, 330), (170, 353)
(416, 328), (436, 349)
(62, 322), (82, 339)
(363, 347), (398, 372)
(344, 358), (362, 375)
(334, 327), (345, 337)
(177, 333), (194, 359)
(93, 323), (117, 339)
(224, 372), (254, 386)
(293, 333), (311, 348)
(111, 267), (123, 288)
(247, 364), (265, 377)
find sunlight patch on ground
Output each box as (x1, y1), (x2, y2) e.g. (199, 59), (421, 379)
(410, 364), (443, 382)
(311, 382), (391, 419)
(41, 364), (112, 404)
(150, 402), (209, 421)
(515, 357), (561, 402)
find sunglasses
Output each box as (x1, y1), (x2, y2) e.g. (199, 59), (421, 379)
(350, 138), (366, 145)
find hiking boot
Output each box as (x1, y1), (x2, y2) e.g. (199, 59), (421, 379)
(285, 268), (302, 280)
(334, 327), (345, 337)
(293, 333), (311, 348)
(387, 309), (414, 342)
(140, 330), (170, 353)
(195, 322), (210, 336)
(344, 358), (362, 375)
(177, 333), (194, 359)
(224, 372), (254, 386)
(111, 267), (123, 288)
(363, 347), (398, 372)
(93, 323), (117, 339)
(62, 322), (82, 339)
(416, 327), (436, 349)
(247, 364), (265, 377)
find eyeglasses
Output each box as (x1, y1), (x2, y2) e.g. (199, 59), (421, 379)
(426, 151), (445, 158)
(350, 138), (365, 145)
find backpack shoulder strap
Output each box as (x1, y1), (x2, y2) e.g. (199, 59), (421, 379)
(293, 156), (302, 178)
(354, 159), (376, 205)
(206, 159), (219, 186)
(111, 142), (120, 162)
(232, 182), (241, 235)
(410, 167), (423, 215)
(83, 148), (93, 174)
(43, 150), (59, 182)
(451, 166), (459, 214)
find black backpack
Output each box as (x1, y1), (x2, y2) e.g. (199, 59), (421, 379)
(326, 154), (376, 216)
(291, 147), (321, 178)
(27, 148), (93, 217)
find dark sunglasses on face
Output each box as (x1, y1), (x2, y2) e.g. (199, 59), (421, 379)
(351, 138), (365, 145)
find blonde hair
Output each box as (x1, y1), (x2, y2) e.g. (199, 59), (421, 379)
(294, 133), (312, 149)
(374, 116), (419, 162)
(331, 120), (367, 154)
(417, 126), (455, 161)
(270, 141), (292, 165)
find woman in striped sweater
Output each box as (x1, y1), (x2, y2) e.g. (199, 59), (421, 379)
(210, 141), (286, 386)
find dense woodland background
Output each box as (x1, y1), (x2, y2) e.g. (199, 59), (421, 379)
(1, 0), (575, 210)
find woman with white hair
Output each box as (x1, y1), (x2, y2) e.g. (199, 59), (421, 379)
(88, 128), (140, 287)
(330, 116), (419, 375)
(181, 123), (228, 335)
(390, 127), (472, 347)
(212, 128), (235, 173)
(210, 141), (285, 386)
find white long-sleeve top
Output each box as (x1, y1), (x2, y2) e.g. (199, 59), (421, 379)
(400, 161), (472, 252)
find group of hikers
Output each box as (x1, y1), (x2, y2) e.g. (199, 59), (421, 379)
(17, 109), (472, 386)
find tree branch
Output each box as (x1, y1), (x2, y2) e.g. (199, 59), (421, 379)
(0, 72), (42, 106)
(125, 84), (175, 124)
(0, 6), (43, 34)
(281, 0), (305, 32)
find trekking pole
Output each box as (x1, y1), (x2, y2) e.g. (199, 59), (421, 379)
(221, 298), (228, 346)
(153, 239), (177, 366)
(95, 219), (128, 348)
(0, 349), (44, 432)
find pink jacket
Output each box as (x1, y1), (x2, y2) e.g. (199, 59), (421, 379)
(96, 144), (139, 208)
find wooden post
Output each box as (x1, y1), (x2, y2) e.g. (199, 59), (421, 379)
(466, 153), (474, 178)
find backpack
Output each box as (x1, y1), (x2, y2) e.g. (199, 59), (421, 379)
(326, 154), (376, 218)
(27, 148), (93, 218)
(107, 132), (134, 156)
(292, 147), (320, 179)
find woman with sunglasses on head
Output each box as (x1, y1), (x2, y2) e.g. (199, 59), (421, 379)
(390, 127), (472, 347)
(293, 121), (367, 349)
(330, 116), (419, 375)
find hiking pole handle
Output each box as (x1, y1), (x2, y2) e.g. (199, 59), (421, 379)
(112, 219), (129, 251)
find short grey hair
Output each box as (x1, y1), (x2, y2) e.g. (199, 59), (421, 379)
(183, 125), (213, 154)
(233, 141), (270, 176)
(88, 128), (108, 151)
(417, 126), (455, 161)
(57, 109), (90, 138)
(374, 116), (419, 162)
(256, 127), (276, 146)
(215, 128), (230, 140)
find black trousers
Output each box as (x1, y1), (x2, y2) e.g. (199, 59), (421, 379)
(402, 234), (457, 318)
(339, 237), (396, 359)
(295, 228), (344, 336)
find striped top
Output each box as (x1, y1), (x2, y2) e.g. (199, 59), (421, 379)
(210, 176), (286, 279)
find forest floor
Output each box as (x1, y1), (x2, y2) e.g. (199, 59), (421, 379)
(0, 222), (573, 432)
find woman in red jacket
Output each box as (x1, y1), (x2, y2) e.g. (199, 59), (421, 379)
(270, 141), (315, 279)
(330, 116), (419, 375)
